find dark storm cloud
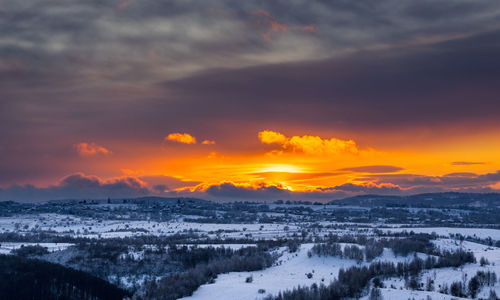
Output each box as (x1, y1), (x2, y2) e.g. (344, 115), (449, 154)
(202, 182), (351, 202)
(1, 0), (499, 87)
(161, 29), (500, 130)
(202, 182), (398, 201)
(0, 173), (150, 202)
(205, 182), (290, 199)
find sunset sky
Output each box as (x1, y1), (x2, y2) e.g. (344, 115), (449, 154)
(1, 0), (500, 202)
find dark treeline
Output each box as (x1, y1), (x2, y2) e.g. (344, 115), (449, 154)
(0, 254), (130, 300)
(11, 244), (49, 257)
(168, 244), (263, 268)
(0, 231), (299, 249)
(309, 242), (384, 263)
(265, 248), (475, 300)
(138, 246), (276, 300)
(309, 234), (434, 262)
(319, 233), (434, 255)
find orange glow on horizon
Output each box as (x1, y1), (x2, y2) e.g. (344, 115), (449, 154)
(21, 129), (500, 196)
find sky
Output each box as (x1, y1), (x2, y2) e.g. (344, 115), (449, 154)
(1, 0), (500, 202)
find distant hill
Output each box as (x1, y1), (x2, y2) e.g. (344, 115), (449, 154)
(46, 196), (213, 206)
(129, 196), (213, 205)
(330, 192), (500, 208)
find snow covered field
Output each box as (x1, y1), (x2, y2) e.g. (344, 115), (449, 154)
(183, 244), (432, 300)
(182, 244), (355, 300)
(1, 207), (499, 300)
(0, 214), (300, 239)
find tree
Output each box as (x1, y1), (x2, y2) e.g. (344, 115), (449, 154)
(407, 275), (420, 290)
(450, 281), (463, 297)
(425, 277), (434, 291)
(468, 276), (480, 298)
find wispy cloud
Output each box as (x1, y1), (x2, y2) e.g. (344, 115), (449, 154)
(451, 161), (486, 165)
(74, 142), (111, 156)
(339, 165), (404, 173)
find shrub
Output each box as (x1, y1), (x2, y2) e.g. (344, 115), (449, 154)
(480, 256), (490, 266)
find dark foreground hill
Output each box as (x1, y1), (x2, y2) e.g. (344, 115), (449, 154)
(0, 254), (130, 300)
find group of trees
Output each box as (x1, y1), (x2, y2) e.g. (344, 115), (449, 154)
(79, 242), (129, 262)
(364, 242), (384, 261)
(308, 243), (367, 263)
(308, 243), (342, 258)
(309, 235), (434, 263)
(388, 236), (434, 256)
(168, 245), (237, 268)
(447, 270), (498, 298)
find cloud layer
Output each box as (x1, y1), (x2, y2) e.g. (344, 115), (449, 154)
(1, 0), (500, 199)
(2, 170), (500, 202)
